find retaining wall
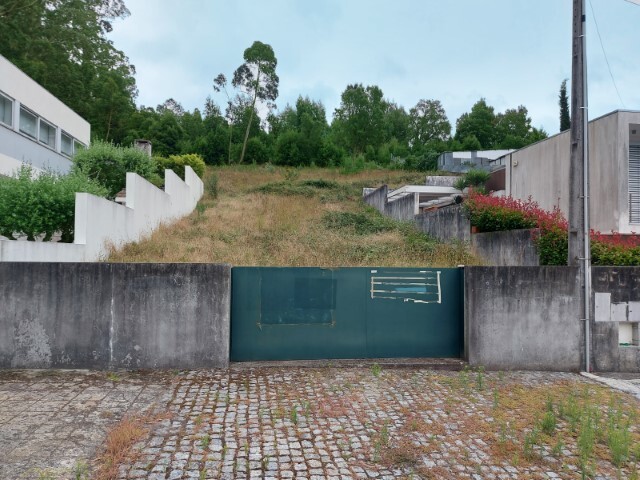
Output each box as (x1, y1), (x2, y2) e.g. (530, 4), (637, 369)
(0, 166), (204, 262)
(0, 262), (231, 369)
(471, 229), (540, 266)
(465, 267), (583, 371)
(414, 205), (470, 242)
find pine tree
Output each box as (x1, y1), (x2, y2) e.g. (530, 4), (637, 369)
(559, 79), (571, 132)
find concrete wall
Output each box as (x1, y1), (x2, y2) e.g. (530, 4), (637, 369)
(465, 267), (583, 371)
(414, 205), (470, 242)
(506, 110), (640, 234)
(363, 185), (417, 221)
(386, 193), (417, 221)
(592, 267), (640, 372)
(0, 263), (231, 369)
(0, 166), (204, 262)
(425, 176), (459, 187)
(363, 185), (388, 214)
(471, 229), (540, 266)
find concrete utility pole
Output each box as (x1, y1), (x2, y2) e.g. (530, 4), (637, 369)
(569, 0), (591, 371)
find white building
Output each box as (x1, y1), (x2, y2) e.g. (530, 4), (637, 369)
(0, 54), (89, 176)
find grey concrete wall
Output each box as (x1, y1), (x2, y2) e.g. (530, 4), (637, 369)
(592, 267), (640, 372)
(385, 194), (416, 222)
(414, 205), (470, 242)
(425, 176), (459, 187)
(506, 110), (640, 234)
(465, 267), (582, 371)
(0, 263), (231, 369)
(471, 229), (540, 266)
(362, 185), (388, 214)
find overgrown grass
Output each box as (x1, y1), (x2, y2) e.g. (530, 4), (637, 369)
(94, 415), (150, 480)
(107, 165), (479, 267)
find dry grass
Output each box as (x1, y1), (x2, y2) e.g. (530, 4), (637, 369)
(108, 165), (480, 267)
(93, 414), (156, 480)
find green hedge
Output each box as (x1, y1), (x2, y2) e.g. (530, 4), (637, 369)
(72, 141), (157, 197)
(0, 166), (108, 242)
(155, 153), (206, 180)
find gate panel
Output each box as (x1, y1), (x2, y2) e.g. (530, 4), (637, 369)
(365, 268), (463, 358)
(231, 267), (368, 361)
(231, 267), (463, 361)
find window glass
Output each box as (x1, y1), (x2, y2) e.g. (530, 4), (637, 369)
(61, 132), (73, 156)
(39, 119), (56, 148)
(73, 140), (85, 154)
(0, 93), (12, 126)
(19, 107), (37, 138)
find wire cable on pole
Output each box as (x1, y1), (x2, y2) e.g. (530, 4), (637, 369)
(589, 0), (625, 107)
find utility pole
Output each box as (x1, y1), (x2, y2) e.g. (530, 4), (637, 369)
(569, 0), (591, 371)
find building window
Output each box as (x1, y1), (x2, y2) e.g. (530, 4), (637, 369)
(0, 92), (12, 127)
(61, 132), (73, 156)
(39, 118), (56, 148)
(19, 107), (37, 139)
(73, 139), (85, 153)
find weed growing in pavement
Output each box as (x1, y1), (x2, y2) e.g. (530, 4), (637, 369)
(73, 461), (89, 480)
(475, 366), (485, 390)
(523, 426), (541, 460)
(194, 414), (203, 427)
(492, 388), (500, 409)
(94, 414), (154, 480)
(199, 468), (206, 480)
(301, 400), (311, 418)
(290, 406), (298, 425)
(578, 409), (596, 478)
(540, 410), (557, 436)
(457, 366), (471, 393)
(371, 363), (382, 377)
(200, 433), (210, 449)
(552, 439), (564, 456)
(106, 372), (120, 382)
(607, 402), (632, 467)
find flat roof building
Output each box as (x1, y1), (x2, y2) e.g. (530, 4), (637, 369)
(0, 54), (90, 176)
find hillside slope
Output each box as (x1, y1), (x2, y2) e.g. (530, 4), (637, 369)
(107, 166), (479, 267)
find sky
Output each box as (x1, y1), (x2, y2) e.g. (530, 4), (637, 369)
(107, 0), (640, 136)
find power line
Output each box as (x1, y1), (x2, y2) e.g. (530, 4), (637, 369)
(589, 0), (625, 107)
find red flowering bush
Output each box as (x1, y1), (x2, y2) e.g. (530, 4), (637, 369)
(464, 191), (640, 265)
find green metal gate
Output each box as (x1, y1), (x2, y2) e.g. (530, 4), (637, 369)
(230, 267), (463, 361)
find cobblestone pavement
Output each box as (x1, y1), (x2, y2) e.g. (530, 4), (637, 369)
(0, 370), (172, 479)
(1, 368), (639, 480)
(118, 368), (639, 480)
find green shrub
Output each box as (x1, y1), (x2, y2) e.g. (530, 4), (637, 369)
(454, 169), (490, 191)
(0, 165), (108, 242)
(155, 154), (206, 180)
(72, 141), (156, 197)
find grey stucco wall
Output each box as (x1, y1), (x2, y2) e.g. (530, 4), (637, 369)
(363, 185), (387, 214)
(414, 205), (470, 242)
(362, 185), (416, 222)
(386, 194), (416, 222)
(471, 229), (540, 266)
(591, 267), (640, 372)
(0, 262), (231, 369)
(465, 267), (582, 371)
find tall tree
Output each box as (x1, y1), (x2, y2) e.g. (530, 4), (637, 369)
(559, 79), (571, 132)
(332, 84), (387, 154)
(408, 99), (451, 148)
(232, 41), (279, 164)
(454, 99), (496, 149)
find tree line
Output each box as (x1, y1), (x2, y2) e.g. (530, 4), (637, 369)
(1, 0), (553, 171)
